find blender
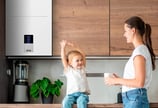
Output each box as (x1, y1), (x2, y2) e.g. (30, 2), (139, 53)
(13, 60), (29, 103)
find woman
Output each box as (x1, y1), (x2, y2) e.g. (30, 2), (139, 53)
(105, 16), (156, 108)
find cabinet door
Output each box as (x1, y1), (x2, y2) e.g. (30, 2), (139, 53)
(53, 0), (109, 56)
(110, 0), (158, 56)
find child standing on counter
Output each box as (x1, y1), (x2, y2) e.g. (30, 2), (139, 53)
(60, 40), (90, 108)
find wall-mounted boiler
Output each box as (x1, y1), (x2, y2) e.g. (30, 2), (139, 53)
(6, 0), (52, 56)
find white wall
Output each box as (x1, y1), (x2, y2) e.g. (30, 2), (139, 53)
(27, 59), (158, 104)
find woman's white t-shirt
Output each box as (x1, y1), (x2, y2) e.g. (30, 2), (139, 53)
(64, 66), (90, 95)
(122, 45), (152, 93)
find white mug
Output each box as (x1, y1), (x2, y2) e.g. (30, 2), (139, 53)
(104, 73), (112, 78)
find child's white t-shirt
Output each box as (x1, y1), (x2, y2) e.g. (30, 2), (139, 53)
(64, 66), (90, 95)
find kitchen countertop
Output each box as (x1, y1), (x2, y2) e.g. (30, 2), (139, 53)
(0, 103), (158, 108)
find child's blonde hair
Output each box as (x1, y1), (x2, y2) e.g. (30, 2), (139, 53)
(66, 50), (86, 67)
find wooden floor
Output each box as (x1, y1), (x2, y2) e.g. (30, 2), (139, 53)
(0, 103), (157, 108)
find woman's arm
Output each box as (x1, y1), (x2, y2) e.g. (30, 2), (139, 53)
(105, 55), (146, 88)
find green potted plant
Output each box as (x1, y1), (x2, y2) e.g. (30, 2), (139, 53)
(30, 77), (63, 103)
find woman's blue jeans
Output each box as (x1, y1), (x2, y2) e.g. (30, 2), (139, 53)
(62, 92), (89, 108)
(122, 88), (149, 108)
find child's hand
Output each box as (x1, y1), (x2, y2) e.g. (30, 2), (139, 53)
(67, 41), (74, 47)
(60, 40), (67, 48)
(60, 40), (75, 48)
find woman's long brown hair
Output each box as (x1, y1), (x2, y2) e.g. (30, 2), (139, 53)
(125, 16), (156, 70)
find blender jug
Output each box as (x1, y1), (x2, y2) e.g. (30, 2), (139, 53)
(15, 61), (29, 83)
(14, 60), (29, 103)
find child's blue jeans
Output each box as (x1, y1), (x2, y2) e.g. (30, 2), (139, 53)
(62, 92), (89, 108)
(122, 88), (149, 108)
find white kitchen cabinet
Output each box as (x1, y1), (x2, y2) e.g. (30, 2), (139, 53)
(6, 0), (52, 56)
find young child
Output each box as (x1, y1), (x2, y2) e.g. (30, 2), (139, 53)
(60, 40), (90, 108)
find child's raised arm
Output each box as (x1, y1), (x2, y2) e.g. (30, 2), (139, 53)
(60, 40), (68, 69)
